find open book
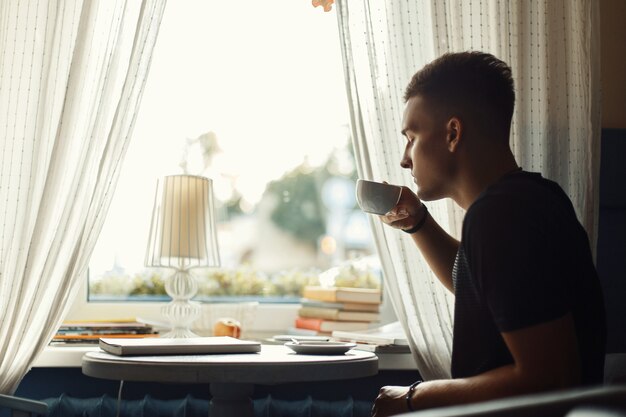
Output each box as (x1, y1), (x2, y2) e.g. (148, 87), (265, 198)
(331, 321), (408, 346)
(99, 336), (261, 356)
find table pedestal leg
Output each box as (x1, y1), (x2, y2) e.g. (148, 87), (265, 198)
(209, 382), (254, 417)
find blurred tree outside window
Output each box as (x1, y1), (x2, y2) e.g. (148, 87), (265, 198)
(88, 0), (380, 302)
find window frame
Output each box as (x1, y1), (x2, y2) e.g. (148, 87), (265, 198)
(70, 1), (397, 332)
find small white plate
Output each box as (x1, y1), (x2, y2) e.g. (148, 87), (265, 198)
(285, 341), (357, 355)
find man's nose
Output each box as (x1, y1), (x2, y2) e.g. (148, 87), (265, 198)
(400, 154), (412, 169)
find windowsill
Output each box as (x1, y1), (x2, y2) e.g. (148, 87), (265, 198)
(33, 343), (417, 371)
(34, 345), (101, 368)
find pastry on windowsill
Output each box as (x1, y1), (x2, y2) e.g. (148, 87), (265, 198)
(213, 318), (242, 338)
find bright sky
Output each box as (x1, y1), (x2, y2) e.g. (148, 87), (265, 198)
(90, 0), (350, 275)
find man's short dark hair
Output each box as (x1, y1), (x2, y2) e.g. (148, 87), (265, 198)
(404, 51), (515, 140)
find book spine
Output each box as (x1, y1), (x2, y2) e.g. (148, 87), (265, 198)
(301, 300), (380, 312)
(337, 311), (379, 322)
(341, 303), (380, 312)
(297, 308), (377, 322)
(302, 286), (381, 304)
(300, 299), (344, 309)
(335, 291), (381, 304)
(65, 318), (137, 324)
(59, 323), (149, 329)
(53, 334), (159, 340)
(298, 307), (339, 320)
(294, 317), (324, 331)
(302, 288), (336, 302)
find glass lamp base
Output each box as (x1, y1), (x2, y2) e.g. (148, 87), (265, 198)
(160, 270), (202, 338)
(160, 299), (201, 338)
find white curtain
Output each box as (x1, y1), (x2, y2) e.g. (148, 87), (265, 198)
(336, 0), (601, 380)
(0, 0), (166, 393)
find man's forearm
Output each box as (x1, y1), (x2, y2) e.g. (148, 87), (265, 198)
(410, 363), (566, 410)
(410, 213), (459, 293)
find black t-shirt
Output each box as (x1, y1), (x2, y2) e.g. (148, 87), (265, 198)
(451, 171), (606, 385)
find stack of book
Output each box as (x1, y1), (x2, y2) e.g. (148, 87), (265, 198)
(51, 319), (159, 345)
(294, 286), (382, 335)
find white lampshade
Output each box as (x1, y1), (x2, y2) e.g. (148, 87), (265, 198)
(145, 175), (220, 269)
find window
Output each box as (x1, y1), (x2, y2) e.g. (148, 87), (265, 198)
(87, 0), (380, 303)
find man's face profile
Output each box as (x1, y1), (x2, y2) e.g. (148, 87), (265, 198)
(401, 95), (452, 202)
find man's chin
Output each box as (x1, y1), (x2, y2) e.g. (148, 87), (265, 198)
(416, 189), (443, 202)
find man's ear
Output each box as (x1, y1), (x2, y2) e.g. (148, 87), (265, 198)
(446, 117), (462, 152)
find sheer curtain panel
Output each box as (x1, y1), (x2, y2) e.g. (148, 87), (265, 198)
(335, 0), (601, 380)
(0, 0), (166, 393)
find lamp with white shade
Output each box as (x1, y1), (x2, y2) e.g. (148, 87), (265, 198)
(145, 175), (221, 338)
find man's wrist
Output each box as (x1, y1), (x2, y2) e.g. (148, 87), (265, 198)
(403, 204), (428, 234)
(406, 380), (423, 411)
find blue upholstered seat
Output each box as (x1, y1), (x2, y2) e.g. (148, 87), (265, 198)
(42, 394), (372, 417)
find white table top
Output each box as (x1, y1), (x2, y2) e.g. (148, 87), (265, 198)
(37, 344), (416, 370)
(82, 344), (378, 385)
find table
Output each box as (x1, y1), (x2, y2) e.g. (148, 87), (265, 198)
(82, 344), (378, 417)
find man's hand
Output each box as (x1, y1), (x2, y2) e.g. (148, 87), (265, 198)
(371, 385), (411, 417)
(380, 185), (423, 231)
(379, 183), (458, 293)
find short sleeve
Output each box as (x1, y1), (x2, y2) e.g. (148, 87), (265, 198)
(462, 196), (571, 332)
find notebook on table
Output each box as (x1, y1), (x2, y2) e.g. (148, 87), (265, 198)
(99, 336), (261, 356)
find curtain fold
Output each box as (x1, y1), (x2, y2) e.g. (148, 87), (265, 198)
(0, 0), (167, 393)
(335, 0), (601, 380)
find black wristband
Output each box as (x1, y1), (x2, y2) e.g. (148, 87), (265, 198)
(406, 380), (423, 411)
(402, 204), (428, 234)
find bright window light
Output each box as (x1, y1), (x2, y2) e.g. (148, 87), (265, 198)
(88, 0), (379, 302)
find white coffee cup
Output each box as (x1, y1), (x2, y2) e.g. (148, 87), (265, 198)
(355, 179), (402, 215)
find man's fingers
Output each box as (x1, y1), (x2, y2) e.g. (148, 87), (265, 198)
(381, 212), (412, 230)
(381, 208), (409, 222)
(386, 208), (408, 217)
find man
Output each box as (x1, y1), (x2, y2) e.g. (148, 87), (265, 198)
(371, 52), (606, 417)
